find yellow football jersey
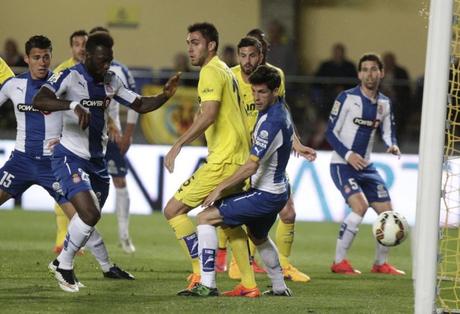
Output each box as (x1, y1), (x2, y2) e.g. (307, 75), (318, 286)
(198, 56), (250, 164)
(0, 57), (14, 85)
(231, 62), (286, 132)
(53, 57), (78, 74)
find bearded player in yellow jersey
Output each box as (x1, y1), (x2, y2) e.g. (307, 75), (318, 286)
(164, 22), (262, 297)
(0, 57), (14, 85)
(214, 34), (316, 283)
(53, 30), (87, 74)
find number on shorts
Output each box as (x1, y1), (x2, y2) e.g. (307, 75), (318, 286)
(0, 171), (15, 188)
(348, 178), (359, 190)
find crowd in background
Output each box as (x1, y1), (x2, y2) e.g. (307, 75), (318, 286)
(0, 21), (424, 152)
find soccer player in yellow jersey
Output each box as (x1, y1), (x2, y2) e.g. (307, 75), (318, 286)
(53, 30), (87, 74)
(164, 22), (259, 296)
(51, 30), (89, 254)
(216, 33), (316, 283)
(0, 57), (14, 85)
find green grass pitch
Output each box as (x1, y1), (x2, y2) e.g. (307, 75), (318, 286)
(0, 209), (413, 313)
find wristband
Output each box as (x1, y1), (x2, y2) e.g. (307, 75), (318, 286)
(69, 101), (79, 111)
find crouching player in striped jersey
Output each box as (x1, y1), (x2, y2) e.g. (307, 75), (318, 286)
(182, 65), (293, 297)
(33, 32), (180, 292)
(327, 53), (404, 275)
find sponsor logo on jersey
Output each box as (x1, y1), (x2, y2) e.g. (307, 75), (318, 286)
(254, 138), (267, 149)
(52, 181), (64, 196)
(353, 117), (381, 129)
(17, 103), (40, 112)
(259, 130), (269, 140)
(201, 87), (214, 94)
(72, 173), (81, 183)
(377, 184), (388, 198)
(80, 98), (110, 109)
(48, 71), (63, 84)
(331, 100), (341, 115)
(344, 184), (351, 194)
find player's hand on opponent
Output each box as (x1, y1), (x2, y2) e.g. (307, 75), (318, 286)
(46, 138), (60, 152)
(165, 143), (182, 173)
(73, 104), (90, 130)
(347, 152), (368, 171)
(108, 117), (122, 143)
(163, 72), (181, 98)
(292, 141), (317, 162)
(203, 188), (223, 207)
(386, 145), (401, 159)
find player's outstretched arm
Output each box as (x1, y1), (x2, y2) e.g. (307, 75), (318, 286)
(130, 73), (181, 113)
(203, 157), (259, 207)
(292, 134), (316, 162)
(164, 100), (220, 173)
(33, 87), (90, 129)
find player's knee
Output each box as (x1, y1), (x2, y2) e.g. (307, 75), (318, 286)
(163, 198), (188, 220)
(79, 210), (100, 226)
(112, 177), (126, 188)
(279, 205), (296, 223)
(0, 189), (12, 205)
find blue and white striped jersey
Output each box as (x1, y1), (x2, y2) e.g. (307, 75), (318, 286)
(0, 71), (63, 157)
(250, 101), (293, 194)
(107, 60), (138, 130)
(43, 63), (139, 160)
(326, 86), (397, 165)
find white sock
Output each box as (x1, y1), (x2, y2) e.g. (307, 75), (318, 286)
(335, 211), (363, 263)
(257, 237), (287, 293)
(115, 187), (130, 240)
(375, 242), (390, 265)
(58, 215), (93, 270)
(85, 228), (112, 272)
(197, 224), (217, 288)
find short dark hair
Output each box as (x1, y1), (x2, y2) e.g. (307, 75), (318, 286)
(25, 35), (52, 55)
(69, 30), (87, 46)
(188, 22), (219, 51)
(86, 32), (113, 53)
(358, 53), (383, 71)
(237, 36), (262, 54)
(247, 28), (269, 55)
(248, 65), (281, 91)
(89, 26), (109, 34)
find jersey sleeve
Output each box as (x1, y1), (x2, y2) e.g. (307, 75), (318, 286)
(325, 92), (352, 160)
(250, 121), (283, 161)
(43, 69), (72, 96)
(0, 58), (14, 86)
(112, 75), (139, 107)
(198, 66), (223, 102)
(0, 77), (13, 107)
(380, 100), (398, 148)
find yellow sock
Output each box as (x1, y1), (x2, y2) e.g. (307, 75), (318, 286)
(168, 214), (200, 274)
(55, 203), (69, 247)
(276, 220), (295, 268)
(224, 226), (256, 288)
(217, 226), (227, 249)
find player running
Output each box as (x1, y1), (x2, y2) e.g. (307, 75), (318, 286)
(326, 53), (404, 275)
(33, 32), (180, 292)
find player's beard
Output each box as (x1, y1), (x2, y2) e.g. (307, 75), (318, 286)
(242, 63), (256, 75)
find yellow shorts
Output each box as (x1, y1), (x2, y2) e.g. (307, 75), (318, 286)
(174, 162), (246, 208)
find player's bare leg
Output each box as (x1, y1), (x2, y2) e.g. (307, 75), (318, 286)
(276, 196), (310, 282)
(0, 189), (12, 205)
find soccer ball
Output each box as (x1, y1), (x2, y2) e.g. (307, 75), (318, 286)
(372, 211), (409, 247)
